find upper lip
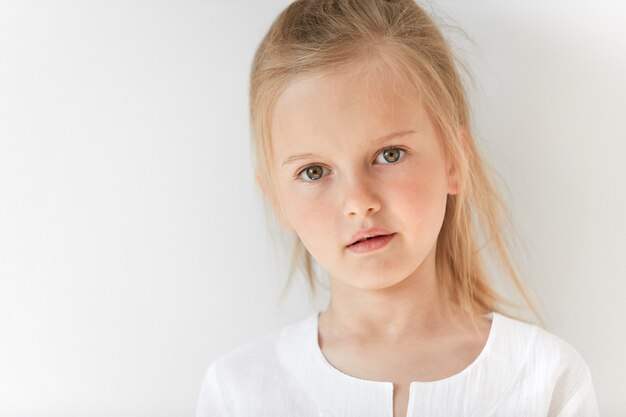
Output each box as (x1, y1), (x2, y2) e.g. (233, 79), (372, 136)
(347, 227), (394, 246)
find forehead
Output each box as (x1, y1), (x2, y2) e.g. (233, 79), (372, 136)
(270, 63), (426, 149)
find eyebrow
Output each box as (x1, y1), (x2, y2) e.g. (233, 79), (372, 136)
(281, 129), (416, 167)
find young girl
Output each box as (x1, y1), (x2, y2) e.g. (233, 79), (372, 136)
(197, 1), (599, 416)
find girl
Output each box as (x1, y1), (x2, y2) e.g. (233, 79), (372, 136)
(197, 1), (599, 416)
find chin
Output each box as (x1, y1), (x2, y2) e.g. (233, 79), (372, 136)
(342, 274), (408, 291)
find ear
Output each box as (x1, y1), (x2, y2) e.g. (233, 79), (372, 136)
(446, 157), (459, 196)
(255, 170), (293, 230)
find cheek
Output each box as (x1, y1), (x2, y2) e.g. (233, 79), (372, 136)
(391, 164), (449, 226)
(281, 185), (335, 241)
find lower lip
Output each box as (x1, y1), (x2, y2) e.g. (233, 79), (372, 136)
(347, 233), (396, 253)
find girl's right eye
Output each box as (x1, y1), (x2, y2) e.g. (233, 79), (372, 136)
(295, 165), (330, 183)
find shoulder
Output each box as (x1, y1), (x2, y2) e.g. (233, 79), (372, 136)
(495, 312), (591, 376)
(196, 316), (315, 416)
(493, 313), (598, 415)
(497, 314), (589, 379)
(200, 314), (313, 392)
(196, 326), (284, 416)
(207, 325), (284, 382)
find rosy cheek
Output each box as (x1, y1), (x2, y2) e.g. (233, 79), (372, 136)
(285, 190), (329, 225)
(392, 174), (438, 213)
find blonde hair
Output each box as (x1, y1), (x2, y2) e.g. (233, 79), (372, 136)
(249, 0), (542, 325)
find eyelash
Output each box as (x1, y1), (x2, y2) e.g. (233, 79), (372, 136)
(293, 145), (409, 184)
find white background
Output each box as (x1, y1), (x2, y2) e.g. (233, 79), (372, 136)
(1, 1), (624, 416)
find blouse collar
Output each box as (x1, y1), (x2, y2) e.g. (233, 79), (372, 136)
(277, 310), (505, 417)
(310, 310), (499, 387)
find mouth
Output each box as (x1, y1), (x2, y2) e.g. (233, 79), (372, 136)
(349, 234), (387, 245)
(347, 227), (395, 247)
(347, 233), (396, 253)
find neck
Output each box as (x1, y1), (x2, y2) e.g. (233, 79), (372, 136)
(320, 246), (460, 343)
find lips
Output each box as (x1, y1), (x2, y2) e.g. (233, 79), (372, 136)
(347, 233), (396, 253)
(347, 227), (394, 247)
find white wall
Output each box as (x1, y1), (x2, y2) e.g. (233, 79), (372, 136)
(0, 1), (623, 416)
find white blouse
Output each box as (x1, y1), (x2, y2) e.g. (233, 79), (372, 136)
(196, 311), (599, 417)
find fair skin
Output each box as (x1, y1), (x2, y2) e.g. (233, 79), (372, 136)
(259, 57), (491, 417)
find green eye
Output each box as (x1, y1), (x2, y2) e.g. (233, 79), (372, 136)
(297, 165), (328, 182)
(376, 147), (405, 164)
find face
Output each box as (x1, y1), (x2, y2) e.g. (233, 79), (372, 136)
(267, 61), (459, 291)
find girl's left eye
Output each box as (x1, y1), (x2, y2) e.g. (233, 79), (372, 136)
(375, 146), (406, 164)
(294, 146), (407, 184)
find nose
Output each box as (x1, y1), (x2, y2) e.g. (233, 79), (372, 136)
(342, 173), (381, 218)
